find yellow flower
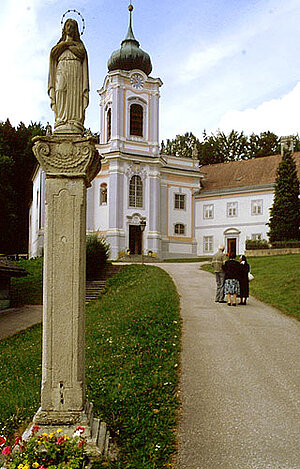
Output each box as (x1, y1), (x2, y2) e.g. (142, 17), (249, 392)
(49, 432), (55, 439)
(33, 463), (40, 468)
(42, 432), (48, 436)
(18, 465), (24, 469)
(56, 428), (63, 433)
(24, 465), (30, 469)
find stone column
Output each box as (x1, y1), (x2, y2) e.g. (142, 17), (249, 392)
(30, 134), (108, 453)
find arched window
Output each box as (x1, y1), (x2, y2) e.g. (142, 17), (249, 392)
(129, 175), (143, 207)
(174, 223), (185, 235)
(107, 108), (111, 142)
(100, 183), (107, 205)
(130, 104), (143, 137)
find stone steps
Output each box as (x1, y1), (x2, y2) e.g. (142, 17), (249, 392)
(85, 264), (122, 304)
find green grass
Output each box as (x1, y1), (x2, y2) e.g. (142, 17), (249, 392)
(201, 254), (300, 319)
(10, 257), (43, 306)
(0, 265), (181, 468)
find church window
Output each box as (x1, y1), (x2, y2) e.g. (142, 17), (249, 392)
(227, 201), (238, 217)
(251, 233), (262, 241)
(251, 199), (263, 215)
(174, 223), (185, 235)
(203, 204), (214, 219)
(174, 193), (185, 210)
(100, 183), (107, 205)
(203, 236), (213, 253)
(130, 104), (143, 137)
(129, 175), (143, 208)
(107, 108), (111, 142)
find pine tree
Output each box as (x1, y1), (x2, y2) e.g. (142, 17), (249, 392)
(268, 149), (300, 242)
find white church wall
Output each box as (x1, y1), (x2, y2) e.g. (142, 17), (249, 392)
(29, 167), (45, 258)
(195, 190), (274, 256)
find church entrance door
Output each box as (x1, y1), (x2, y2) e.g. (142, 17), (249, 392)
(227, 238), (237, 257)
(129, 225), (142, 255)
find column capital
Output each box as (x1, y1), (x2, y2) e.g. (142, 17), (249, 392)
(32, 135), (101, 185)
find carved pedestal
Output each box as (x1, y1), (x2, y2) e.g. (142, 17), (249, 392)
(28, 135), (108, 455)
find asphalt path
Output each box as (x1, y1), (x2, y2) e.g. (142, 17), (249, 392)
(158, 263), (300, 469)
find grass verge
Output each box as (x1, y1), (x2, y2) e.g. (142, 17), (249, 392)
(10, 257), (43, 306)
(0, 265), (181, 468)
(201, 254), (300, 319)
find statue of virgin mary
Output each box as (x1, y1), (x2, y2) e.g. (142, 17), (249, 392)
(48, 19), (89, 134)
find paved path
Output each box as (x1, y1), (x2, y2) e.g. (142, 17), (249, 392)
(0, 304), (42, 340)
(1, 265), (299, 468)
(157, 263), (300, 469)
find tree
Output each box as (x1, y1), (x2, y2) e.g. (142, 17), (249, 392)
(162, 132), (200, 158)
(268, 149), (300, 242)
(0, 119), (45, 253)
(248, 131), (280, 159)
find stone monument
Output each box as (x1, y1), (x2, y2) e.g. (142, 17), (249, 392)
(29, 13), (108, 455)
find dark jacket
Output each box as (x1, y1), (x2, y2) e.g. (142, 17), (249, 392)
(239, 261), (250, 297)
(223, 259), (241, 280)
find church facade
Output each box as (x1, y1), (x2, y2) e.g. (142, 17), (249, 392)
(28, 8), (300, 260)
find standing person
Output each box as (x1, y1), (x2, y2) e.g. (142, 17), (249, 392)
(223, 253), (241, 306)
(239, 255), (250, 305)
(212, 245), (227, 303)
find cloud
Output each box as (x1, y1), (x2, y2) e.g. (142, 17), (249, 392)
(217, 81), (300, 136)
(0, 0), (55, 126)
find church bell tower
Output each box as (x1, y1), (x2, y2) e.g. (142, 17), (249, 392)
(96, 4), (163, 259)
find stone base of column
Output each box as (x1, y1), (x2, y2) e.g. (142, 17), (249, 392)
(23, 401), (110, 458)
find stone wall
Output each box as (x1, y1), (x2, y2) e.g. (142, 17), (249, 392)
(245, 248), (300, 257)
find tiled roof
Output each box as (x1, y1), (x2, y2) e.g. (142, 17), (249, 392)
(199, 152), (300, 193)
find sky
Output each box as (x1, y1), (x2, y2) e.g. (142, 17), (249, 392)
(1, 0), (300, 142)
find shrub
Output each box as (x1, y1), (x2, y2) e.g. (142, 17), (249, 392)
(86, 236), (110, 280)
(271, 240), (300, 249)
(245, 239), (270, 250)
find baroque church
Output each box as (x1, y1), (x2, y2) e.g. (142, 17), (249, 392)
(28, 6), (300, 260)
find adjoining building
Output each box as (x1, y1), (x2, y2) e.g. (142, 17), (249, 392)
(28, 7), (300, 260)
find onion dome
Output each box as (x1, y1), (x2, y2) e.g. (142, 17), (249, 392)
(108, 4), (152, 76)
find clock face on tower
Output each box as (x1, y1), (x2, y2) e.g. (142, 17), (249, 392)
(131, 73), (144, 90)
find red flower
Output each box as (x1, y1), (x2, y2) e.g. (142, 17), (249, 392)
(56, 436), (65, 445)
(0, 436), (6, 446)
(75, 426), (85, 433)
(1, 446), (11, 455)
(15, 436), (22, 446)
(31, 425), (40, 434)
(77, 440), (86, 448)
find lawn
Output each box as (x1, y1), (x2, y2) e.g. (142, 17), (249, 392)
(10, 257), (43, 305)
(201, 254), (300, 319)
(0, 264), (181, 468)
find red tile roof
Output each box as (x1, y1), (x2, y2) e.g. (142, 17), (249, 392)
(199, 152), (300, 193)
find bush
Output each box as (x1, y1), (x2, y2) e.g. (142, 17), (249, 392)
(245, 239), (270, 250)
(86, 236), (110, 280)
(271, 240), (300, 249)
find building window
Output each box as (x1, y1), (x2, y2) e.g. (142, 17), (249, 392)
(174, 223), (185, 235)
(100, 183), (107, 205)
(251, 199), (263, 215)
(174, 193), (186, 210)
(130, 104), (143, 137)
(129, 175), (143, 207)
(203, 204), (214, 219)
(227, 202), (238, 217)
(203, 236), (213, 253)
(107, 108), (111, 142)
(251, 233), (262, 241)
